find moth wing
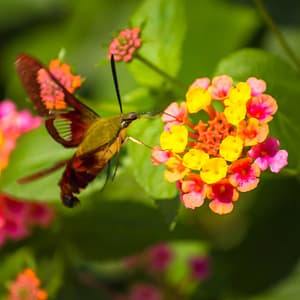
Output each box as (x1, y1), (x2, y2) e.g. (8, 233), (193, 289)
(16, 53), (99, 148)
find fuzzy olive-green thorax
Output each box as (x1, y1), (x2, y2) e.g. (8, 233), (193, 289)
(76, 113), (139, 156)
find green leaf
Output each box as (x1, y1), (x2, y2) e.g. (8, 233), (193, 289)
(59, 199), (198, 260)
(214, 48), (300, 171)
(179, 0), (259, 79)
(155, 197), (180, 229)
(129, 0), (186, 87)
(127, 118), (177, 199)
(0, 126), (105, 202)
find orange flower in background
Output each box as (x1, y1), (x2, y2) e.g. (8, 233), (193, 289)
(37, 58), (82, 110)
(152, 76), (288, 215)
(7, 268), (47, 300)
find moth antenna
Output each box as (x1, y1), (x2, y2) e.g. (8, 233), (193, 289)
(110, 55), (123, 113)
(139, 111), (162, 118)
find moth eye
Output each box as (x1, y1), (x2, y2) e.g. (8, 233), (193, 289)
(128, 112), (138, 119)
(121, 120), (129, 128)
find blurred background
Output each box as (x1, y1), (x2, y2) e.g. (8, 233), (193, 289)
(1, 0), (300, 299)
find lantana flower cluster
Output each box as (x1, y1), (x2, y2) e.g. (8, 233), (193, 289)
(0, 100), (54, 247)
(108, 27), (142, 62)
(7, 268), (47, 300)
(152, 76), (288, 215)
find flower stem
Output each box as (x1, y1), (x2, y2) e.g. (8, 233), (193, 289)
(135, 53), (186, 89)
(254, 0), (300, 72)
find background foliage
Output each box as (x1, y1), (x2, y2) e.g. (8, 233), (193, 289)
(1, 0), (300, 299)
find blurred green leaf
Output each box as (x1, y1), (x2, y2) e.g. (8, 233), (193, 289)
(179, 0), (260, 81)
(0, 248), (35, 294)
(58, 199), (198, 260)
(127, 118), (177, 199)
(214, 48), (300, 171)
(128, 0), (186, 87)
(123, 87), (159, 112)
(155, 197), (180, 229)
(244, 260), (300, 300)
(0, 126), (105, 202)
(262, 27), (300, 68)
(39, 254), (64, 298)
(217, 177), (300, 295)
(0, 0), (62, 34)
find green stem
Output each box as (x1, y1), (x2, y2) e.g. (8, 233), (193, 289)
(135, 53), (186, 89)
(254, 0), (300, 72)
(281, 168), (299, 177)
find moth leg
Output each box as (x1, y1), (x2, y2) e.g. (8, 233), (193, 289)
(111, 151), (121, 181)
(126, 136), (152, 149)
(100, 160), (112, 191)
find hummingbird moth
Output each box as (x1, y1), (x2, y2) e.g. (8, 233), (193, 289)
(16, 54), (146, 208)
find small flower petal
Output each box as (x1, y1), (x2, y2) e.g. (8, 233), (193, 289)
(269, 149), (288, 173)
(186, 86), (211, 113)
(247, 94), (278, 122)
(247, 77), (266, 96)
(209, 75), (233, 99)
(200, 158), (228, 184)
(161, 102), (187, 126)
(160, 125), (188, 153)
(183, 149), (209, 170)
(219, 135), (243, 162)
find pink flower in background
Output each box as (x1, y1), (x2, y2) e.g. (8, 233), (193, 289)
(0, 100), (42, 171)
(0, 194), (54, 247)
(116, 242), (210, 299)
(129, 283), (162, 300)
(28, 203), (54, 226)
(146, 243), (173, 272)
(108, 27), (142, 62)
(189, 256), (210, 281)
(0, 100), (54, 247)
